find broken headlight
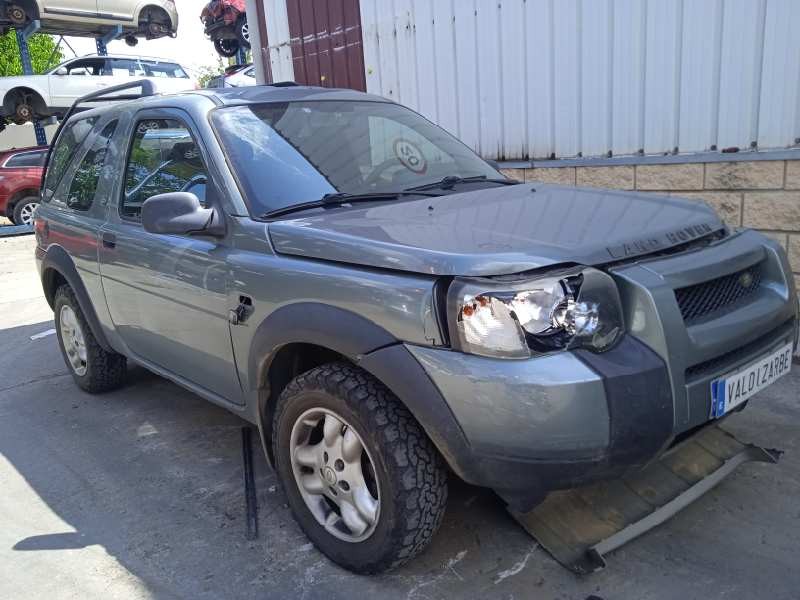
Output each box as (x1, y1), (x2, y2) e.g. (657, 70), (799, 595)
(447, 267), (624, 358)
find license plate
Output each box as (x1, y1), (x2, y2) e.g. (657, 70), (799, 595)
(710, 342), (793, 418)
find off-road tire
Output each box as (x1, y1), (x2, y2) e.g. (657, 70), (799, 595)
(54, 285), (126, 393)
(273, 361), (448, 573)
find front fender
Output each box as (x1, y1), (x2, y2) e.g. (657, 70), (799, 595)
(247, 302), (473, 479)
(247, 302), (397, 392)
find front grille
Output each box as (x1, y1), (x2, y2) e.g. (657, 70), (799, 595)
(674, 263), (762, 324)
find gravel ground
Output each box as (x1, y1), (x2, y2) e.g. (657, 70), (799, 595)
(1, 234), (799, 600)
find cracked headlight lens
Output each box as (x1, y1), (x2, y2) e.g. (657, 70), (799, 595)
(447, 268), (624, 358)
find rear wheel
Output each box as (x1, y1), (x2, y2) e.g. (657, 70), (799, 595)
(54, 285), (127, 393)
(273, 362), (448, 573)
(12, 196), (38, 226)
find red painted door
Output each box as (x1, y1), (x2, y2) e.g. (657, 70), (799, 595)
(286, 0), (366, 91)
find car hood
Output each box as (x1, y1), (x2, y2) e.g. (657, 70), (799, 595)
(267, 184), (723, 277)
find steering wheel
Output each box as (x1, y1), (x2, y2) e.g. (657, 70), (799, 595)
(363, 157), (406, 188)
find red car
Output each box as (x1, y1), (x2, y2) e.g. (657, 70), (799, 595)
(201, 0), (250, 57)
(0, 145), (46, 226)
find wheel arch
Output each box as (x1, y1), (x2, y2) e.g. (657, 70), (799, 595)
(2, 86), (48, 116)
(135, 3), (172, 26)
(6, 187), (40, 217)
(250, 303), (397, 465)
(250, 303), (472, 477)
(40, 245), (113, 351)
(14, 1), (41, 20)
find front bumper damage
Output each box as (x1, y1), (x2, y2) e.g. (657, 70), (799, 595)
(511, 425), (781, 574)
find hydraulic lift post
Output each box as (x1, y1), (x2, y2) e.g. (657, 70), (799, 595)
(15, 19), (47, 146)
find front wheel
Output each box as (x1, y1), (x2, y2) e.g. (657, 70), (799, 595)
(273, 362), (448, 573)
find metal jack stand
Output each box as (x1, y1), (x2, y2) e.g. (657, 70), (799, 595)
(15, 20), (47, 146)
(241, 427), (259, 540)
(95, 25), (123, 56)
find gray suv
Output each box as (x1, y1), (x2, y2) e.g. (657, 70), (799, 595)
(35, 83), (798, 573)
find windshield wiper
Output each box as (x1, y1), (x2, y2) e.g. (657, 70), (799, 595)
(259, 190), (442, 220)
(405, 174), (518, 192)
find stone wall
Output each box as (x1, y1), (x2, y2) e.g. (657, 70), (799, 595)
(501, 159), (800, 293)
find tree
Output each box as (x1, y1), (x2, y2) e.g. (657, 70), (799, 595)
(0, 31), (63, 77)
(196, 57), (227, 89)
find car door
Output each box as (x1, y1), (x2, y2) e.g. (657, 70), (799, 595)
(41, 0), (99, 21)
(96, 0), (135, 21)
(49, 58), (110, 109)
(98, 109), (243, 404)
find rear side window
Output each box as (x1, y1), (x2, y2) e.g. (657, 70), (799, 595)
(4, 150), (47, 168)
(65, 120), (118, 211)
(121, 119), (208, 221)
(43, 116), (98, 202)
(106, 58), (146, 77)
(140, 61), (188, 78)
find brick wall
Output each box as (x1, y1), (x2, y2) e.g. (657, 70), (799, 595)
(501, 159), (800, 293)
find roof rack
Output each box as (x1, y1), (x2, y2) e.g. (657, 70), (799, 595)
(62, 79), (155, 123)
(44, 80), (156, 176)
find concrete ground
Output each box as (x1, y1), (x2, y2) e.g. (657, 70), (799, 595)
(1, 233), (799, 600)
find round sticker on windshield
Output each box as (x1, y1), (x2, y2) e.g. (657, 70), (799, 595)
(394, 138), (427, 174)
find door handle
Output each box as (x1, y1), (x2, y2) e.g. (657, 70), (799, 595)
(101, 232), (116, 248)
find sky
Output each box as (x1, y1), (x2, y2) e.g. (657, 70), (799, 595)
(61, 4), (225, 79)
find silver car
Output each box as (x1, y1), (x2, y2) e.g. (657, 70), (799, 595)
(1, 0), (178, 40)
(35, 83), (799, 574)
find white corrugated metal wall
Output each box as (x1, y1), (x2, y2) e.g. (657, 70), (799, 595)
(357, 0), (800, 160)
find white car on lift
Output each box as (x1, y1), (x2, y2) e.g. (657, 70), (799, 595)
(0, 54), (197, 123)
(0, 1), (178, 42)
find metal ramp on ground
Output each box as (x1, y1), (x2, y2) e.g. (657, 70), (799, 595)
(511, 425), (781, 574)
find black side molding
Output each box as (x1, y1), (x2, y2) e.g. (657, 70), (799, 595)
(41, 245), (113, 351)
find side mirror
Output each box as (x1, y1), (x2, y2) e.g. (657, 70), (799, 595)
(141, 192), (224, 236)
(486, 159), (501, 171)
(54, 67), (68, 76)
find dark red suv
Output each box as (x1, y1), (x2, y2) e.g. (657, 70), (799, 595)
(0, 145), (47, 226)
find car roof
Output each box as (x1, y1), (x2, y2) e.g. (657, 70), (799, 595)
(194, 85), (392, 106)
(68, 53), (184, 64)
(63, 84), (393, 126)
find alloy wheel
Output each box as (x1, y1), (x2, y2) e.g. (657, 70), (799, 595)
(18, 201), (38, 225)
(290, 407), (381, 542)
(59, 305), (87, 376)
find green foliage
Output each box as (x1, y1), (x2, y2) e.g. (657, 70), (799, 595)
(0, 31), (63, 76)
(196, 57), (227, 89)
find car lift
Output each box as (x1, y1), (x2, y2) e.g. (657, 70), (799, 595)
(0, 23), (123, 235)
(3, 23), (124, 147)
(14, 19), (47, 146)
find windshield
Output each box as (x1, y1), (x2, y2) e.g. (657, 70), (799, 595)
(212, 100), (500, 216)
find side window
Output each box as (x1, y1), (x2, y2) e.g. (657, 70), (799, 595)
(42, 116), (99, 202)
(106, 58), (145, 77)
(4, 150), (47, 168)
(121, 118), (209, 221)
(65, 120), (118, 211)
